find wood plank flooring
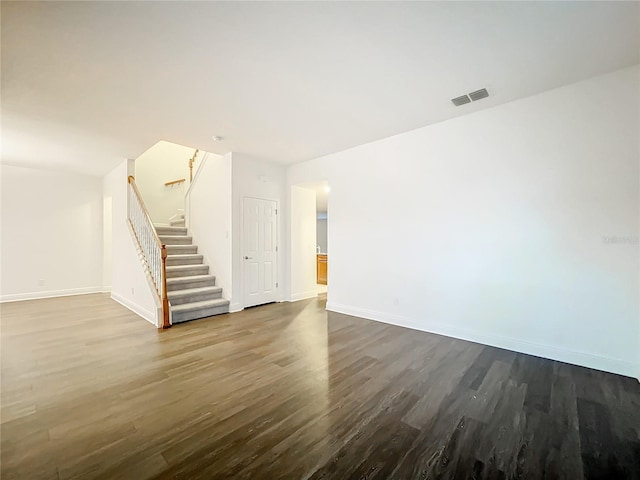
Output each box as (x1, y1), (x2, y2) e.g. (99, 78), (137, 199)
(1, 293), (639, 479)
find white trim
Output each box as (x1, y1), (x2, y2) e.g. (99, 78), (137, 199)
(111, 292), (158, 326)
(0, 286), (103, 303)
(326, 302), (638, 379)
(101, 286), (112, 293)
(229, 302), (244, 313)
(289, 290), (318, 302)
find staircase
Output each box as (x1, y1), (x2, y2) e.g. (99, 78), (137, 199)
(169, 211), (185, 227)
(155, 224), (229, 324)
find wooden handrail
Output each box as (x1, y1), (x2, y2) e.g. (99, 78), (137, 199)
(127, 175), (171, 329)
(128, 176), (162, 249)
(188, 149), (199, 183)
(164, 178), (186, 187)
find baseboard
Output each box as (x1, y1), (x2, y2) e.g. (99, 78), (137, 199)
(0, 286), (103, 303)
(111, 292), (157, 326)
(290, 290), (318, 302)
(229, 302), (243, 313)
(326, 302), (638, 379)
(101, 286), (112, 293)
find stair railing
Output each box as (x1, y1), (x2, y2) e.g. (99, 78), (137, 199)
(127, 176), (171, 329)
(188, 148), (199, 183)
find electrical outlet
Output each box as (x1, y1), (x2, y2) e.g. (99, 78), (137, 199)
(393, 297), (399, 306)
(131, 288), (134, 295)
(38, 279), (45, 286)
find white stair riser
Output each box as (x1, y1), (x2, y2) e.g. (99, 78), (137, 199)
(166, 255), (203, 266)
(172, 304), (229, 323)
(170, 220), (186, 227)
(166, 265), (209, 278)
(159, 236), (193, 245)
(167, 277), (216, 291)
(169, 290), (222, 305)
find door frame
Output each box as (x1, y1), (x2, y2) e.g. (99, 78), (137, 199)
(240, 196), (280, 308)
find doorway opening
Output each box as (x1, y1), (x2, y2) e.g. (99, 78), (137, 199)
(315, 185), (329, 296)
(290, 180), (329, 302)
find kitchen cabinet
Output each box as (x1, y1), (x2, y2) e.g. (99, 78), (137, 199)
(317, 254), (327, 285)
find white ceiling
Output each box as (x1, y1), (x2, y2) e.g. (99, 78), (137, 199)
(2, 2), (639, 176)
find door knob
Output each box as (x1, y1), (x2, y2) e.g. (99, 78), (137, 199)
(244, 256), (252, 260)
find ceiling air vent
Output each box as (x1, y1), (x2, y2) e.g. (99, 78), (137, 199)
(469, 88), (489, 101)
(451, 94), (471, 107)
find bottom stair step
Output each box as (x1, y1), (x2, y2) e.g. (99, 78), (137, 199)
(171, 298), (230, 324)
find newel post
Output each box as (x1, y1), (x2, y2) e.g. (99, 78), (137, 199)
(161, 245), (171, 329)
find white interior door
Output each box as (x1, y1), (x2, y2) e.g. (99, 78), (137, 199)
(243, 197), (278, 307)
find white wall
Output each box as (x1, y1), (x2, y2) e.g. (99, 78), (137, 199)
(186, 153), (232, 300)
(103, 159), (159, 325)
(0, 165), (103, 301)
(231, 154), (286, 312)
(287, 65), (640, 378)
(317, 217), (328, 254)
(290, 186), (318, 301)
(135, 140), (200, 224)
(102, 196), (112, 289)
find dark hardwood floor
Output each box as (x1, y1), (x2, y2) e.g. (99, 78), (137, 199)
(1, 293), (639, 479)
